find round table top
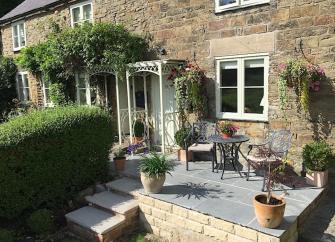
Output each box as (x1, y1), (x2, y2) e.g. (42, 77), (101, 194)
(208, 134), (250, 144)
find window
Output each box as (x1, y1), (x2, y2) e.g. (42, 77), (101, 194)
(42, 79), (53, 107)
(12, 21), (26, 51)
(70, 1), (93, 27)
(16, 72), (30, 101)
(216, 54), (269, 121)
(75, 72), (96, 105)
(215, 0), (270, 12)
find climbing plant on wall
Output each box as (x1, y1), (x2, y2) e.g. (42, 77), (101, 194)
(0, 56), (17, 121)
(168, 63), (207, 127)
(16, 23), (148, 102)
(278, 58), (325, 113)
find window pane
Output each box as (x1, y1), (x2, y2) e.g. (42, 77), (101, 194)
(17, 74), (23, 88)
(83, 4), (92, 21)
(244, 88), (264, 114)
(45, 89), (50, 103)
(221, 88), (237, 113)
(23, 88), (30, 101)
(79, 89), (87, 104)
(245, 59), (264, 86)
(220, 61), (238, 87)
(22, 74), (29, 88)
(72, 7), (81, 23)
(219, 0), (237, 6)
(13, 26), (18, 36)
(77, 73), (86, 88)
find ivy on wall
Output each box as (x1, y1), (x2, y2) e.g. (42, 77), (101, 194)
(16, 23), (148, 102)
(0, 56), (17, 121)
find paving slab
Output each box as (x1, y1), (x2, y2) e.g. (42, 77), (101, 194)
(106, 177), (143, 197)
(65, 206), (125, 234)
(86, 191), (138, 215)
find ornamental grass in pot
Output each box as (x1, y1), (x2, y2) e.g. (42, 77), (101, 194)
(139, 152), (174, 194)
(303, 141), (334, 187)
(113, 148), (126, 171)
(253, 161), (287, 229)
(174, 127), (192, 162)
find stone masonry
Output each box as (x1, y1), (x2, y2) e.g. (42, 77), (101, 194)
(138, 194), (298, 242)
(1, 0), (335, 169)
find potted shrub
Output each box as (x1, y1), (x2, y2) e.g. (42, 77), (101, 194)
(133, 120), (145, 144)
(139, 152), (174, 194)
(253, 162), (287, 228)
(218, 121), (238, 138)
(113, 148), (126, 171)
(303, 141), (334, 187)
(174, 127), (192, 162)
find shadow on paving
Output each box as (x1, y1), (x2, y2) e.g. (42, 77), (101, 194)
(299, 168), (335, 242)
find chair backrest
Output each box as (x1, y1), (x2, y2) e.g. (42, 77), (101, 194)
(192, 121), (217, 143)
(268, 129), (292, 157)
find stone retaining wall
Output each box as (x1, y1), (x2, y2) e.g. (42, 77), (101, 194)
(138, 194), (298, 242)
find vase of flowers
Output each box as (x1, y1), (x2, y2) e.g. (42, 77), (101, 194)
(218, 121), (238, 138)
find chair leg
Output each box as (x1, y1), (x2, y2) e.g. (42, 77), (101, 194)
(246, 163), (250, 181)
(186, 149), (189, 171)
(211, 150), (214, 172)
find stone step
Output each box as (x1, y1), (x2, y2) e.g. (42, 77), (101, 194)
(66, 206), (125, 242)
(106, 177), (143, 198)
(86, 191), (138, 216)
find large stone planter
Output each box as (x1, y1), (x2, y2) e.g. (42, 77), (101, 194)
(140, 172), (166, 194)
(253, 194), (286, 229)
(306, 170), (328, 188)
(178, 149), (192, 162)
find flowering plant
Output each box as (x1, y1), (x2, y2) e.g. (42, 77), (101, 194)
(168, 62), (207, 127)
(218, 121), (239, 136)
(278, 58), (326, 113)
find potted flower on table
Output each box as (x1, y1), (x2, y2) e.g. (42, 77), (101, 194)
(303, 140), (334, 187)
(218, 121), (238, 138)
(139, 152), (174, 194)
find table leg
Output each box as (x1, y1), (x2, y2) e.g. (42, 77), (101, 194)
(220, 144), (227, 179)
(233, 143), (243, 178)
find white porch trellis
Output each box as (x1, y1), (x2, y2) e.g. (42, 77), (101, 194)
(123, 60), (185, 153)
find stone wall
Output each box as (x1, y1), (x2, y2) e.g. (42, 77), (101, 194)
(1, 0), (335, 169)
(138, 194), (298, 242)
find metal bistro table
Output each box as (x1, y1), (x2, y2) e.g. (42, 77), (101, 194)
(208, 134), (250, 179)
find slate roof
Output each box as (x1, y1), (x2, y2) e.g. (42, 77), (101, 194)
(0, 0), (62, 23)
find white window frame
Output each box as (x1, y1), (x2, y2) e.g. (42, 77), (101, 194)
(215, 0), (270, 13)
(75, 72), (91, 105)
(16, 71), (30, 102)
(70, 0), (93, 27)
(12, 21), (27, 51)
(215, 53), (269, 122)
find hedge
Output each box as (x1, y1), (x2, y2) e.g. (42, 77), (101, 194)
(0, 106), (116, 219)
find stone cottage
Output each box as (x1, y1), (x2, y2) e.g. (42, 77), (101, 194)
(0, 0), (334, 169)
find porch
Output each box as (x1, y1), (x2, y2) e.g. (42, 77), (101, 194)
(121, 155), (325, 242)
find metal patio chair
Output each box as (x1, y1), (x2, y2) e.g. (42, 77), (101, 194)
(246, 129), (292, 191)
(185, 121), (218, 172)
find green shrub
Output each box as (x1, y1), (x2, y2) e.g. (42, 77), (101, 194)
(303, 141), (334, 171)
(27, 209), (55, 237)
(0, 229), (14, 242)
(0, 106), (116, 219)
(174, 127), (191, 149)
(0, 56), (17, 122)
(139, 152), (174, 177)
(134, 120), (145, 137)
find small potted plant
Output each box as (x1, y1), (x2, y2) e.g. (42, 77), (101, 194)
(218, 121), (238, 138)
(133, 120), (145, 144)
(139, 152), (174, 194)
(253, 161), (287, 228)
(174, 127), (192, 162)
(303, 140), (334, 187)
(113, 148), (126, 171)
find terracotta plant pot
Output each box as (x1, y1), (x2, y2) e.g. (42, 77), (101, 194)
(178, 149), (193, 162)
(253, 194), (286, 228)
(306, 170), (328, 188)
(140, 172), (166, 194)
(114, 157), (126, 171)
(222, 133), (233, 139)
(132, 136), (143, 144)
